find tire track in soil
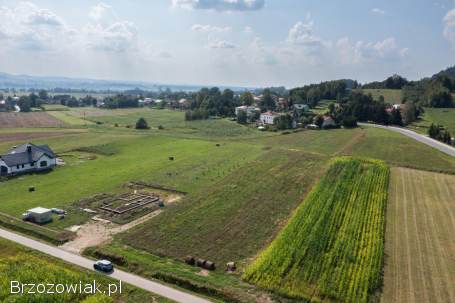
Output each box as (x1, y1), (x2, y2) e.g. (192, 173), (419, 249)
(407, 169), (430, 303)
(400, 169), (416, 303)
(425, 172), (454, 302)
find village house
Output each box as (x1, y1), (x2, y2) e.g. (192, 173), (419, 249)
(0, 143), (57, 176)
(235, 105), (260, 120)
(260, 111), (281, 125)
(322, 115), (336, 128)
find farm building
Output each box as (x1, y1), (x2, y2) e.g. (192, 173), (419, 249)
(0, 143), (56, 176)
(260, 111), (281, 125)
(23, 207), (53, 224)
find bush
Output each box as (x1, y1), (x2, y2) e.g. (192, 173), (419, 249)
(135, 118), (150, 130)
(342, 116), (358, 128)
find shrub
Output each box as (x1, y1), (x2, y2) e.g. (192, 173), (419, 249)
(135, 118), (150, 130)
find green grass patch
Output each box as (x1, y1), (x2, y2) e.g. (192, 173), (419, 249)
(0, 238), (173, 303)
(0, 135), (261, 231)
(409, 107), (455, 134)
(348, 127), (455, 173)
(361, 89), (402, 104)
(118, 149), (327, 266)
(243, 157), (389, 302)
(42, 104), (70, 111)
(251, 128), (363, 155)
(48, 111), (95, 126)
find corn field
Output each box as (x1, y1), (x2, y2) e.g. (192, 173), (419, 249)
(243, 157), (389, 303)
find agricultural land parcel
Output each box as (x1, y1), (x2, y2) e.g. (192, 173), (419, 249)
(382, 167), (455, 303)
(0, 107), (455, 303)
(244, 158), (389, 303)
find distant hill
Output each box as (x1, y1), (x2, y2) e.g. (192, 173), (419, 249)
(0, 72), (252, 92)
(433, 66), (455, 80)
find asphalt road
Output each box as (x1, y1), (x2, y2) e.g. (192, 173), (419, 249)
(359, 123), (455, 157)
(0, 228), (212, 303)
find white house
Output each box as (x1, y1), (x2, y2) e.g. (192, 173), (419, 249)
(235, 106), (260, 119)
(0, 143), (57, 176)
(260, 111), (281, 125)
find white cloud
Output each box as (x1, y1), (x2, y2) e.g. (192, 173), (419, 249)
(443, 8), (455, 49)
(371, 8), (386, 15)
(0, 2), (70, 51)
(208, 38), (236, 49)
(336, 37), (408, 64)
(191, 24), (231, 32)
(172, 0), (265, 12)
(89, 2), (117, 25)
(84, 21), (138, 52)
(287, 18), (330, 55)
(244, 26), (253, 34)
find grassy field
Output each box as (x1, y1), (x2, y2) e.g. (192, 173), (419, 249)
(361, 89), (403, 104)
(118, 149), (326, 266)
(409, 107), (455, 134)
(382, 168), (455, 303)
(0, 238), (172, 303)
(42, 104), (70, 111)
(0, 135), (261, 229)
(1, 106), (455, 302)
(244, 158), (389, 302)
(251, 128), (364, 155)
(348, 127), (455, 173)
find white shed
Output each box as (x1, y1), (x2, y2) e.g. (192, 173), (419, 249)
(26, 207), (53, 224)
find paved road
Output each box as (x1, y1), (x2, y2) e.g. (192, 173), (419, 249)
(359, 123), (455, 158)
(0, 228), (212, 303)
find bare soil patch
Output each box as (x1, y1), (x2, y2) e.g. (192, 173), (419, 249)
(0, 131), (78, 142)
(0, 112), (67, 128)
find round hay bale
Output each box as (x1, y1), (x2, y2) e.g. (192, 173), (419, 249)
(226, 262), (236, 272)
(203, 261), (216, 271)
(184, 256), (195, 265)
(195, 259), (206, 268)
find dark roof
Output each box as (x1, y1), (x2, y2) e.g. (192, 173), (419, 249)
(0, 143), (55, 167)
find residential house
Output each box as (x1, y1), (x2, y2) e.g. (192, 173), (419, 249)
(235, 106), (260, 121)
(260, 111), (281, 125)
(322, 115), (336, 128)
(0, 143), (57, 176)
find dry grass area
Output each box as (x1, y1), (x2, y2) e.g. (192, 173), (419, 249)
(0, 131), (81, 142)
(382, 167), (455, 303)
(0, 112), (66, 128)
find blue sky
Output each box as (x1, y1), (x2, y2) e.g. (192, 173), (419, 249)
(0, 0), (454, 87)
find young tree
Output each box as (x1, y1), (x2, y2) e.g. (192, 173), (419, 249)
(237, 110), (248, 124)
(240, 92), (254, 106)
(135, 117), (150, 129)
(390, 109), (403, 126)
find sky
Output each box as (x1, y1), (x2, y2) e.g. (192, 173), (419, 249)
(0, 0), (454, 88)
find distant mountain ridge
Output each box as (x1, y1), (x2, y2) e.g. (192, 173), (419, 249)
(0, 72), (251, 92)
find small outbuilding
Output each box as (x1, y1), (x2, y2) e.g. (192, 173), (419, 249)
(24, 207), (53, 224)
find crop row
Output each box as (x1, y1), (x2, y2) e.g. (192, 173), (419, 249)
(243, 157), (389, 303)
